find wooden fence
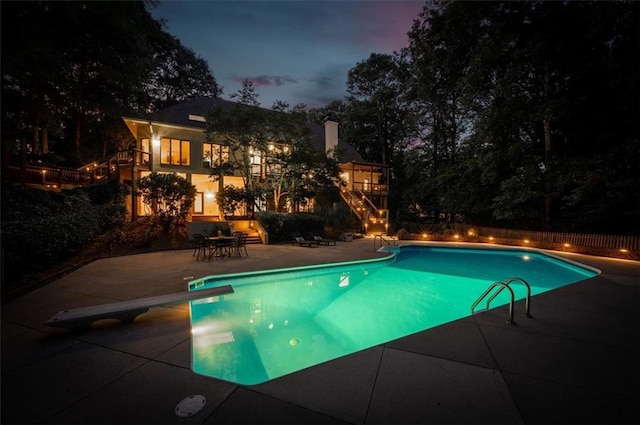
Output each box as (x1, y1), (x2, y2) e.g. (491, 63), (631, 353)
(476, 226), (639, 252)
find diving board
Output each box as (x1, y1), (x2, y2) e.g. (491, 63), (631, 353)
(45, 285), (234, 330)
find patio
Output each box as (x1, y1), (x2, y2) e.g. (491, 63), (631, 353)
(1, 238), (638, 424)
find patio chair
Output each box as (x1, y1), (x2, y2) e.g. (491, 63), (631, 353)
(192, 234), (208, 260)
(291, 232), (320, 248)
(307, 230), (337, 246)
(230, 232), (249, 257)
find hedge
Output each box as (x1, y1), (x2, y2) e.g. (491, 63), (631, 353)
(1, 182), (127, 294)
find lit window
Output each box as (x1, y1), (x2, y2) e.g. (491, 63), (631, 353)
(202, 143), (229, 168)
(160, 138), (190, 166)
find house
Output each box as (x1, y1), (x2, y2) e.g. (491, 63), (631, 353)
(119, 96), (390, 234)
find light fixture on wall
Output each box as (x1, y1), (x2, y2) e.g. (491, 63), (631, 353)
(151, 135), (160, 147)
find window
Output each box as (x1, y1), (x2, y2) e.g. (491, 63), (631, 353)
(193, 192), (204, 214)
(160, 138), (190, 166)
(140, 138), (150, 166)
(251, 151), (264, 178)
(202, 143), (229, 168)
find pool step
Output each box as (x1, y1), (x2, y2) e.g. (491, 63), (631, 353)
(45, 285), (234, 331)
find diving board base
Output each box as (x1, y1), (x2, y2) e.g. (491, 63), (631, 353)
(45, 285), (234, 330)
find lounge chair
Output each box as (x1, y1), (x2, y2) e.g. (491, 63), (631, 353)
(291, 232), (320, 247)
(307, 230), (337, 246)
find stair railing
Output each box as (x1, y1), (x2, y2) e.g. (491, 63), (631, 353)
(374, 234), (397, 252)
(471, 281), (516, 324)
(470, 277), (533, 324)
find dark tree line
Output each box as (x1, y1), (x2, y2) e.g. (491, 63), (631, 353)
(1, 0), (220, 167)
(3, 1), (637, 235)
(316, 1), (639, 235)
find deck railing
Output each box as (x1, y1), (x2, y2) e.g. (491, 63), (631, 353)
(5, 165), (97, 188)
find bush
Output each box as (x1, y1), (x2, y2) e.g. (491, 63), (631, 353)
(256, 211), (325, 243)
(137, 172), (196, 232)
(1, 182), (127, 295)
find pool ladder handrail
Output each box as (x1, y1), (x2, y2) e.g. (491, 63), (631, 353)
(471, 277), (532, 325)
(374, 234), (397, 252)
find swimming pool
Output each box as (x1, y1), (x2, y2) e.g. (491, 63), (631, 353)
(188, 245), (599, 385)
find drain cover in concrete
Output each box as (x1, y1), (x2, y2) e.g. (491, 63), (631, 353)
(175, 395), (206, 417)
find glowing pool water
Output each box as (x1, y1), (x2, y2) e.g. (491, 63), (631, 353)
(188, 246), (598, 385)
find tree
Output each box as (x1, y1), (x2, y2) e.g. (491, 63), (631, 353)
(137, 172), (196, 231)
(206, 82), (338, 214)
(344, 53), (418, 219)
(143, 33), (221, 112)
(205, 80), (269, 213)
(1, 1), (220, 167)
(402, 1), (639, 233)
(345, 53), (415, 166)
(285, 142), (341, 212)
(216, 185), (248, 218)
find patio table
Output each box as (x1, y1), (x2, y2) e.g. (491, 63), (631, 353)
(205, 236), (235, 259)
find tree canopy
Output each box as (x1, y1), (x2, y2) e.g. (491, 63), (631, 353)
(332, 0), (638, 234)
(1, 0), (220, 167)
(206, 80), (340, 214)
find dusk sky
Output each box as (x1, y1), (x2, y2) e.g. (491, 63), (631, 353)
(152, 1), (426, 109)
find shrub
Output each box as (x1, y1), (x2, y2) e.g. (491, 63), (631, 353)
(256, 211), (325, 242)
(1, 182), (127, 295)
(216, 185), (249, 218)
(137, 172), (196, 232)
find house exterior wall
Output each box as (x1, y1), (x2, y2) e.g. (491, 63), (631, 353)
(122, 103), (389, 224)
(125, 121), (231, 219)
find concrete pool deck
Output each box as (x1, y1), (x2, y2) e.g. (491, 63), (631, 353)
(2, 238), (638, 424)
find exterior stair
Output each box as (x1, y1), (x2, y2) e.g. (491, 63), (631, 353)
(228, 221), (262, 244)
(243, 231), (262, 244)
(366, 222), (388, 236)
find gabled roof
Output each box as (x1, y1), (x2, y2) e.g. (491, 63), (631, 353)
(146, 96), (234, 130)
(135, 96), (365, 163)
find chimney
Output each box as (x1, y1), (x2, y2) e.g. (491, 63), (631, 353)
(323, 116), (338, 157)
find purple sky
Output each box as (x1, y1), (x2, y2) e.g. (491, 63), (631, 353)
(152, 1), (426, 109)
